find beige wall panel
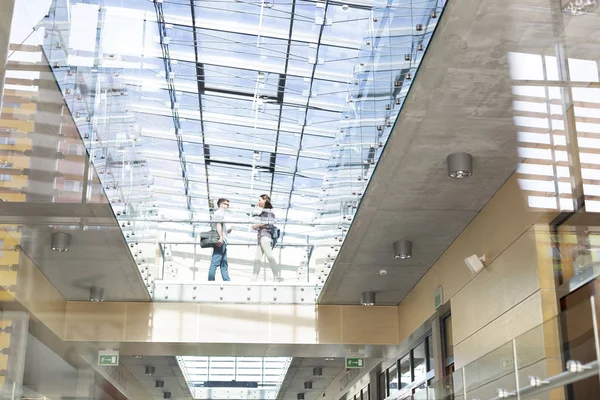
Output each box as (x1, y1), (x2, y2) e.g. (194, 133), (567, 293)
(341, 306), (398, 344)
(454, 291), (543, 369)
(150, 302), (201, 343)
(397, 176), (548, 343)
(316, 305), (343, 343)
(124, 302), (153, 341)
(14, 251), (66, 338)
(65, 302), (128, 342)
(452, 230), (540, 345)
(63, 302), (399, 344)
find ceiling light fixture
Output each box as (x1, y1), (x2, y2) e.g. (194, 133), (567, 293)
(51, 232), (72, 252)
(379, 269), (388, 276)
(447, 152), (473, 179)
(145, 366), (156, 376)
(325, 357), (335, 361)
(304, 382), (313, 390)
(298, 394), (305, 400)
(563, 0), (597, 15)
(361, 291), (376, 306)
(89, 287), (105, 302)
(312, 367), (323, 377)
(393, 240), (412, 259)
(156, 380), (164, 388)
(163, 392), (171, 399)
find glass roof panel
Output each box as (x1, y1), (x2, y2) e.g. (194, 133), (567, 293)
(44, 0), (448, 301)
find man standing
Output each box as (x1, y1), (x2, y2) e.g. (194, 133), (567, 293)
(208, 198), (232, 281)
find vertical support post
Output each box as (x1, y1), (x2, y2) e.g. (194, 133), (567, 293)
(462, 368), (467, 400)
(512, 339), (521, 400)
(0, 0), (15, 111)
(590, 296), (600, 386)
(548, 0), (584, 211)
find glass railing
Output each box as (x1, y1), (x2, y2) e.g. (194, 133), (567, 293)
(140, 220), (340, 303)
(451, 294), (600, 400)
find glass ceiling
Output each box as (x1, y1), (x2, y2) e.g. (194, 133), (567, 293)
(178, 356), (292, 399)
(40, 0), (447, 296)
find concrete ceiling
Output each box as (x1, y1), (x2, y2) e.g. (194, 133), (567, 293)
(277, 358), (346, 400)
(320, 0), (600, 305)
(121, 356), (193, 400)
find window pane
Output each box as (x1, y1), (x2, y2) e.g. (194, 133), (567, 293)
(388, 362), (398, 396)
(414, 383), (427, 400)
(377, 372), (386, 400)
(427, 335), (434, 372)
(443, 315), (454, 361)
(362, 385), (370, 400)
(399, 355), (411, 389)
(412, 342), (426, 383)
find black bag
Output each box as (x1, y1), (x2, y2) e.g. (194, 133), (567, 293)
(199, 229), (219, 248)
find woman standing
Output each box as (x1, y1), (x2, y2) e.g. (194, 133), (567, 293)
(251, 194), (282, 282)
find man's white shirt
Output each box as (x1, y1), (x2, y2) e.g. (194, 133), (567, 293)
(213, 208), (227, 242)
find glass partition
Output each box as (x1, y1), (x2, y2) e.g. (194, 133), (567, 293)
(452, 294), (600, 400)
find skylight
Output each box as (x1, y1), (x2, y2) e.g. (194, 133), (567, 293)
(41, 0), (448, 298)
(178, 356), (292, 399)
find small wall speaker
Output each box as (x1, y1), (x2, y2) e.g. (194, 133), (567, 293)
(464, 254), (485, 274)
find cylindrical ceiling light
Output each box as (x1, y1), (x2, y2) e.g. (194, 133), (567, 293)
(393, 240), (412, 259)
(361, 291), (376, 306)
(51, 232), (72, 252)
(446, 152), (473, 179)
(297, 394), (305, 400)
(89, 287), (105, 302)
(155, 380), (164, 389)
(312, 367), (323, 377)
(304, 381), (313, 390)
(145, 366), (155, 376)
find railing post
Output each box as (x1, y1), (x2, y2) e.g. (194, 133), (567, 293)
(512, 339), (520, 400)
(590, 296), (600, 387)
(462, 368), (467, 400)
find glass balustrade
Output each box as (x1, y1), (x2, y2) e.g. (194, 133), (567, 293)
(450, 294), (600, 400)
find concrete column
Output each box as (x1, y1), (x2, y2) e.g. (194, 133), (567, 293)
(0, 0), (15, 111)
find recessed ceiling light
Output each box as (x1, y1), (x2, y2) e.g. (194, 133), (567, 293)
(325, 357), (335, 361)
(379, 269), (388, 276)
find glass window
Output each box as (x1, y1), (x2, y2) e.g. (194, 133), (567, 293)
(443, 315), (454, 362)
(377, 372), (386, 400)
(399, 355), (411, 389)
(427, 335), (434, 372)
(387, 361), (398, 396)
(412, 342), (427, 383)
(362, 385), (370, 400)
(413, 383), (427, 400)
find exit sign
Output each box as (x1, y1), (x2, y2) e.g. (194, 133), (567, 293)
(346, 358), (365, 368)
(98, 350), (119, 366)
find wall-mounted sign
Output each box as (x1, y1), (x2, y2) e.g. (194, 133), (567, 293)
(434, 286), (443, 310)
(98, 350), (119, 366)
(345, 358), (364, 368)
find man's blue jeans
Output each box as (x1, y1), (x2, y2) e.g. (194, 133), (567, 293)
(208, 242), (231, 281)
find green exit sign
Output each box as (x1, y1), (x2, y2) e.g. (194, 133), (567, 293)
(98, 350), (119, 366)
(346, 358), (365, 368)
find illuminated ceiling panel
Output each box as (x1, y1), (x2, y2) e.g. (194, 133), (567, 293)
(178, 356), (292, 399)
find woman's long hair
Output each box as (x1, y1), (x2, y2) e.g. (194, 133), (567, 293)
(260, 194), (273, 209)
